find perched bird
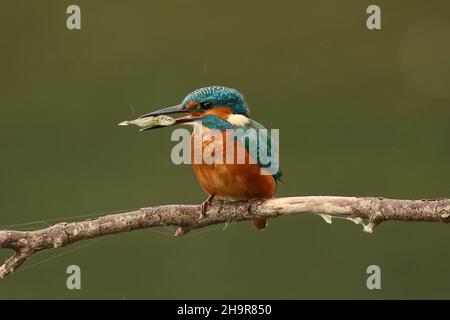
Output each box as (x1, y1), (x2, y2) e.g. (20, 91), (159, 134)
(138, 86), (281, 230)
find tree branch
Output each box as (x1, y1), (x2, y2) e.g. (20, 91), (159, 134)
(1, 196), (450, 279)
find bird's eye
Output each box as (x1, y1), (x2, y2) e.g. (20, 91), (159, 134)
(200, 101), (213, 109)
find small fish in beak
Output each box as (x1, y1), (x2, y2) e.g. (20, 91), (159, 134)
(120, 103), (205, 131)
(118, 115), (176, 131)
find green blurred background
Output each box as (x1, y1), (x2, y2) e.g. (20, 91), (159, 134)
(0, 0), (449, 299)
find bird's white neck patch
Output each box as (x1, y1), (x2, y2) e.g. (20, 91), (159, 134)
(226, 114), (250, 126)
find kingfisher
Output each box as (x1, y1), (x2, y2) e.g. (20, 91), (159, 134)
(139, 86), (281, 230)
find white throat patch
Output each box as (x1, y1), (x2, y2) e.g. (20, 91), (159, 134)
(227, 114), (250, 126)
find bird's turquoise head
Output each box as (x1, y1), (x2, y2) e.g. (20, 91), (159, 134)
(181, 86), (249, 116)
(140, 86), (250, 130)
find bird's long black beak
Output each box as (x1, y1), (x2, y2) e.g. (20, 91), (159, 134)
(139, 104), (188, 118)
(138, 104), (205, 131)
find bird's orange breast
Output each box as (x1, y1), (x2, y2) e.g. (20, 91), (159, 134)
(190, 128), (276, 201)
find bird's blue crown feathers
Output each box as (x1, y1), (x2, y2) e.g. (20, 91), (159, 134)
(182, 86), (250, 116)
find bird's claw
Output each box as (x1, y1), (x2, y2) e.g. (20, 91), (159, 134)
(200, 195), (215, 220)
(200, 201), (209, 220)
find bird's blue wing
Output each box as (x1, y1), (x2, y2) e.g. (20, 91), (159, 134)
(233, 119), (282, 183)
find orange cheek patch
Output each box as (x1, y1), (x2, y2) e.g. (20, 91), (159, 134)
(205, 106), (233, 120)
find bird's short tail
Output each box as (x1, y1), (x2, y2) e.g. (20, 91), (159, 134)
(252, 218), (267, 230)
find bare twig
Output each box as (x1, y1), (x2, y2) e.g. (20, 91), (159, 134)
(1, 196), (450, 279)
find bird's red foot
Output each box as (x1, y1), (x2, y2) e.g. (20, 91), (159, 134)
(200, 194), (215, 220)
